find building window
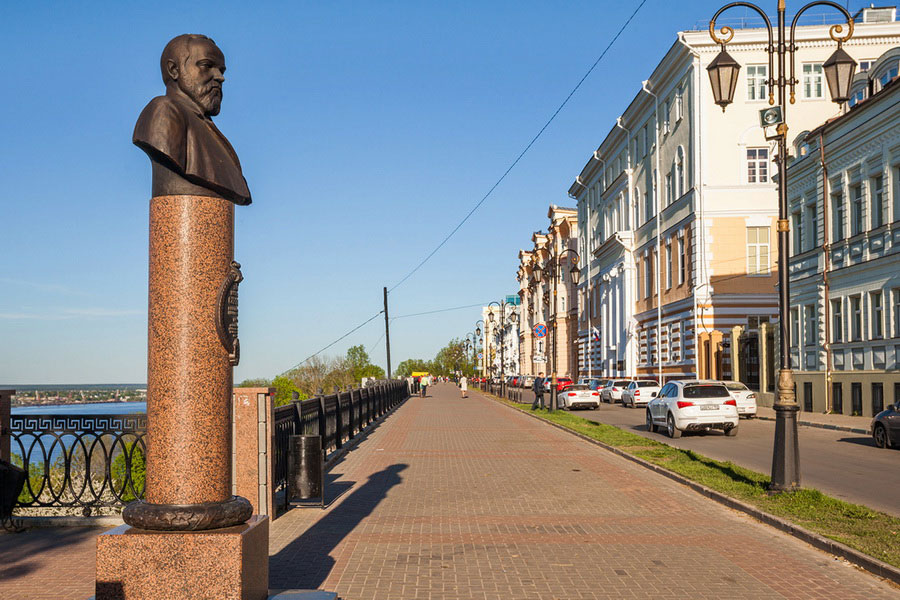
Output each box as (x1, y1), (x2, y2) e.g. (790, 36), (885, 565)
(666, 241), (673, 289)
(802, 63), (824, 99)
(790, 307), (800, 347)
(832, 382), (843, 414)
(851, 184), (863, 236)
(644, 255), (651, 299)
(792, 211), (803, 255)
(851, 295), (862, 341)
(675, 87), (684, 121)
(851, 382), (862, 415)
(872, 291), (884, 339)
(746, 226), (770, 275)
(877, 65), (899, 90)
(675, 146), (685, 198)
(747, 148), (768, 183)
(805, 202), (818, 250)
(747, 64), (768, 100)
(678, 235), (686, 285)
(831, 298), (843, 343)
(893, 288), (900, 337)
(665, 171), (673, 206)
(832, 191), (845, 241)
(644, 188), (651, 224)
(652, 248), (658, 296)
(871, 175), (884, 229)
(652, 170), (658, 213)
(641, 124), (648, 157)
(663, 99), (670, 133)
(859, 60), (874, 72)
(805, 304), (816, 347)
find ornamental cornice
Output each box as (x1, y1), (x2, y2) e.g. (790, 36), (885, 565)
(827, 131), (900, 172)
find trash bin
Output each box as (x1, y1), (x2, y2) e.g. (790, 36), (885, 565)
(288, 435), (323, 505)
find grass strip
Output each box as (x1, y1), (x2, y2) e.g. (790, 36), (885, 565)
(496, 395), (900, 569)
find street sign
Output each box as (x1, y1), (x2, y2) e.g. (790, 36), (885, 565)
(477, 352), (483, 359)
(533, 323), (547, 338)
(533, 355), (546, 363)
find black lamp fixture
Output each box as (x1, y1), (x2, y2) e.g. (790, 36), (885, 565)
(532, 265), (543, 283)
(822, 45), (857, 104)
(706, 46), (741, 111)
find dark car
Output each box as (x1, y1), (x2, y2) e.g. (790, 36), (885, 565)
(872, 399), (900, 448)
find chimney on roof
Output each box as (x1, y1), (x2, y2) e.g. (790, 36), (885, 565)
(853, 5), (896, 23)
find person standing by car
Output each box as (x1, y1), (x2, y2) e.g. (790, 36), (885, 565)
(531, 372), (546, 410)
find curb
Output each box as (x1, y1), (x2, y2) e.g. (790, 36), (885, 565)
(755, 414), (870, 435)
(477, 389), (900, 587)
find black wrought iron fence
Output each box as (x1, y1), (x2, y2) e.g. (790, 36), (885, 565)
(10, 413), (147, 515)
(271, 379), (410, 510)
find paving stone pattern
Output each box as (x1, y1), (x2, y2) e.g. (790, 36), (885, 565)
(269, 383), (899, 599)
(3, 382), (898, 599)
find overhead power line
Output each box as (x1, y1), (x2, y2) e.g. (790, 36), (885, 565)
(278, 310), (384, 375)
(388, 0), (650, 293)
(391, 302), (489, 320)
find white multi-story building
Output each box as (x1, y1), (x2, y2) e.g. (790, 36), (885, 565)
(568, 9), (900, 390)
(787, 42), (900, 416)
(482, 303), (520, 378)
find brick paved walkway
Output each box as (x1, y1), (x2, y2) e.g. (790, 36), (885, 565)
(2, 382), (898, 599)
(269, 383), (898, 599)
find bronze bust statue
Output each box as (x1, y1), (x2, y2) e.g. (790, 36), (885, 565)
(134, 34), (251, 205)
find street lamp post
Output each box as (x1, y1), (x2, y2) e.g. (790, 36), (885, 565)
(532, 248), (581, 411)
(488, 300), (519, 397)
(706, 0), (855, 492)
(474, 320), (484, 383)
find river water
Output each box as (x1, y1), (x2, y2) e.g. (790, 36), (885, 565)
(11, 401), (147, 416)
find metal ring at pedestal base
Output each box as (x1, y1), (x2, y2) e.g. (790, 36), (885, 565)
(122, 495), (252, 531)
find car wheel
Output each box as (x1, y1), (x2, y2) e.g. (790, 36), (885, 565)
(725, 425), (738, 437)
(591, 405), (599, 410)
(873, 424), (888, 448)
(666, 414), (681, 439)
(646, 410), (657, 433)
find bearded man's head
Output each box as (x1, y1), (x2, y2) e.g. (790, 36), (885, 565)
(161, 34), (226, 117)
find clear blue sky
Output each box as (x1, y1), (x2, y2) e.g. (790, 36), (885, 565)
(0, 1), (869, 384)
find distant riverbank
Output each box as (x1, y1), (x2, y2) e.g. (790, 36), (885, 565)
(11, 401), (147, 415)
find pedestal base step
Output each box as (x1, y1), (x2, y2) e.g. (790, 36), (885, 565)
(269, 592), (338, 600)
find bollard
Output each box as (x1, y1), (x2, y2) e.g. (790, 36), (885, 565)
(288, 435), (324, 507)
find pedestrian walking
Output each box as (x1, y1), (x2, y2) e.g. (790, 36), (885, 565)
(459, 375), (468, 398)
(531, 372), (545, 410)
(420, 374), (430, 398)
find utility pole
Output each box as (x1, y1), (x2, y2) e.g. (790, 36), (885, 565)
(383, 286), (392, 379)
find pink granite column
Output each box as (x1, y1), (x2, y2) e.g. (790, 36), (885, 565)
(122, 194), (251, 530)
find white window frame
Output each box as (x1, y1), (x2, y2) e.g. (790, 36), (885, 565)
(665, 240), (673, 289)
(746, 64), (768, 101)
(675, 87), (684, 122)
(850, 183), (864, 236)
(746, 226), (770, 275)
(678, 235), (686, 285)
(893, 287), (900, 338)
(802, 63), (824, 99)
(804, 304), (816, 348)
(871, 291), (884, 339)
(663, 99), (670, 134)
(851, 295), (862, 341)
(676, 146), (685, 198)
(746, 147), (769, 184)
(831, 298), (843, 343)
(871, 174), (884, 229)
(790, 307), (800, 347)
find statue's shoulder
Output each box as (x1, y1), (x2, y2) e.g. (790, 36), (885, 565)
(136, 95), (186, 128)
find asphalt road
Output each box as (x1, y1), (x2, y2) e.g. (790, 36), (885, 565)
(515, 388), (900, 516)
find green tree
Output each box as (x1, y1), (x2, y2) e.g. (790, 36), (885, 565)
(110, 443), (146, 502)
(272, 375), (306, 406)
(237, 377), (271, 387)
(395, 358), (429, 378)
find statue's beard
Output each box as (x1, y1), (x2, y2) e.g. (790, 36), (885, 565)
(187, 83), (222, 116)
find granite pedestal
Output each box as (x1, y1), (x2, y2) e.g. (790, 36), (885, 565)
(95, 516), (268, 600)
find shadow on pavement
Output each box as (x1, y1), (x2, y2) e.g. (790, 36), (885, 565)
(837, 435), (883, 448)
(0, 525), (103, 582)
(269, 463), (408, 590)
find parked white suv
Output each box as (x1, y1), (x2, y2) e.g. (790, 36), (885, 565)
(646, 380), (739, 438)
(621, 380), (661, 408)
